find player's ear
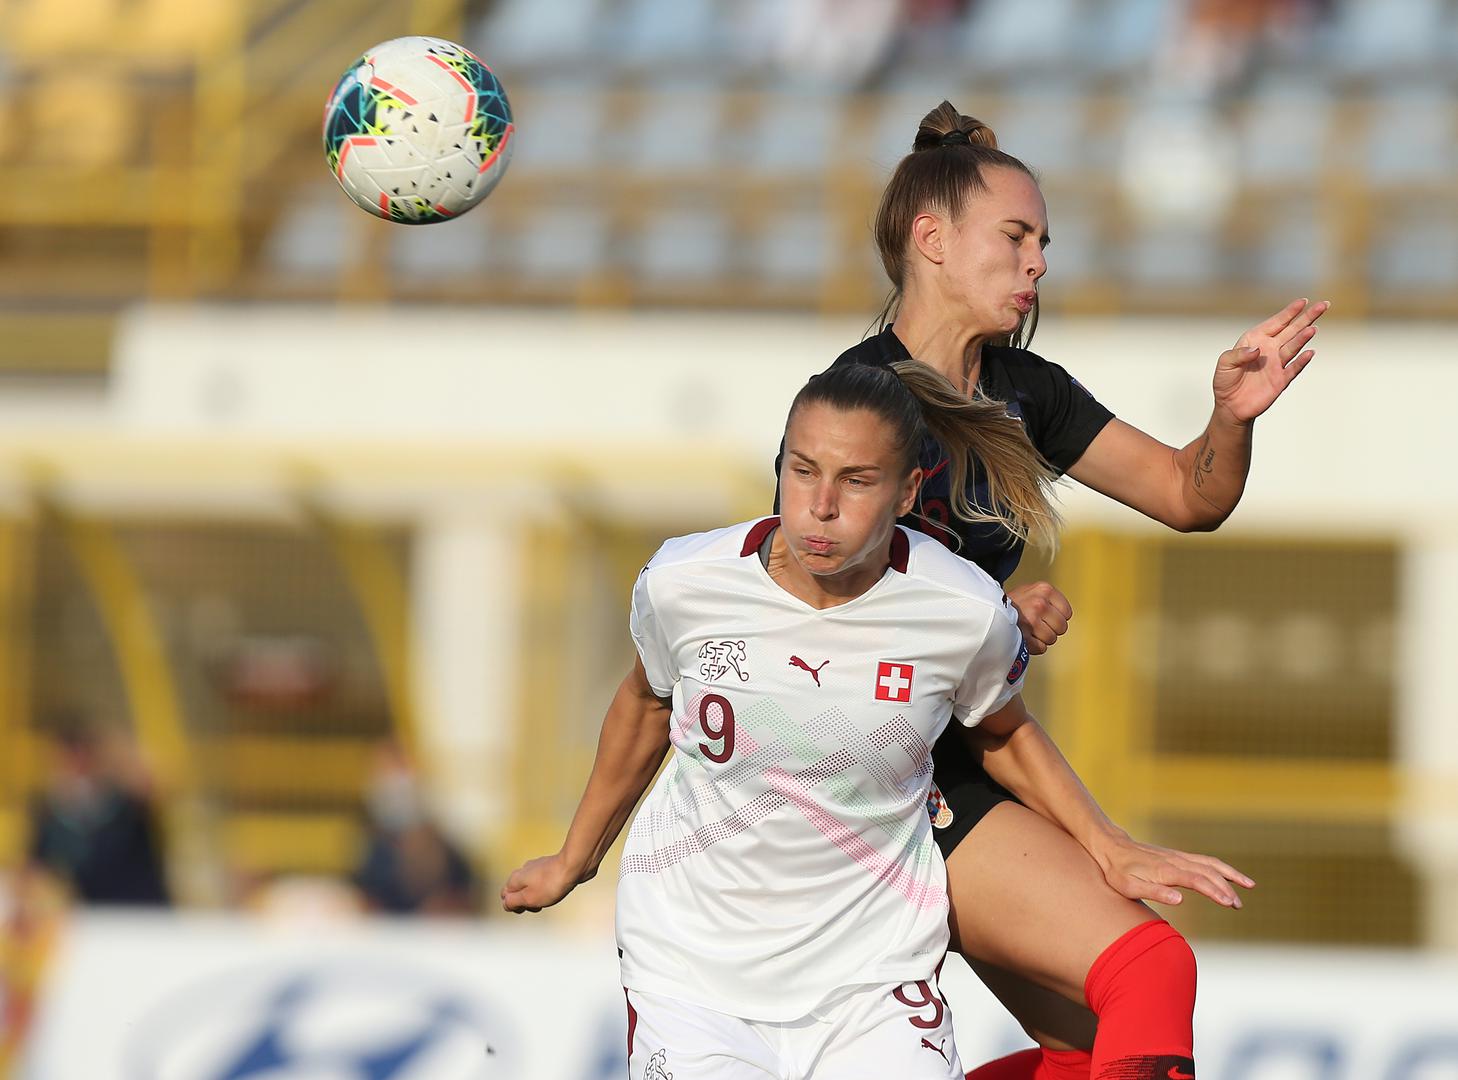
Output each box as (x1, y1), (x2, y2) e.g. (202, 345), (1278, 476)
(896, 467), (923, 518)
(910, 213), (946, 265)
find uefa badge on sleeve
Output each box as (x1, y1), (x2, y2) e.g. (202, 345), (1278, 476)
(1006, 641), (1029, 684)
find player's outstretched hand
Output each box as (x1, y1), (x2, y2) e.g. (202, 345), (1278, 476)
(1006, 581), (1072, 655)
(1214, 297), (1329, 423)
(501, 853), (580, 914)
(1096, 834), (1255, 910)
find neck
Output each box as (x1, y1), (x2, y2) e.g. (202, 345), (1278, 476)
(891, 291), (992, 397)
(765, 528), (890, 610)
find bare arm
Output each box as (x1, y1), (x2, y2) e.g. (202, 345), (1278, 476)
(1066, 298), (1326, 532)
(501, 656), (671, 913)
(966, 695), (1254, 908)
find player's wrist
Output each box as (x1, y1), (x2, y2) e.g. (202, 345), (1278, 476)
(1210, 397), (1254, 430)
(1083, 820), (1133, 866)
(554, 845), (595, 885)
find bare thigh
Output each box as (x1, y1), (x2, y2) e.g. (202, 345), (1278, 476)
(964, 956), (1097, 1052)
(945, 801), (1156, 1008)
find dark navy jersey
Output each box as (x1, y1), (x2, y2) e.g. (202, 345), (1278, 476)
(774, 325), (1115, 584)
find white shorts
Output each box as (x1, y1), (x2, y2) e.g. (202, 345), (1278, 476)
(623, 974), (963, 1080)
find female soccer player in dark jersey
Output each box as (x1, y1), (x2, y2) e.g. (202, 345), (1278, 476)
(799, 102), (1326, 1080)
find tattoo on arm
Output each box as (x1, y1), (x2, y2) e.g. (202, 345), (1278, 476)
(1192, 437), (1216, 490)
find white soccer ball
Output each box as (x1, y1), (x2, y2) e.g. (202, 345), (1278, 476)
(322, 36), (514, 224)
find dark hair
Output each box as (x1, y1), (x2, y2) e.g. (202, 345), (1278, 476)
(786, 361), (1059, 551)
(873, 101), (1041, 350)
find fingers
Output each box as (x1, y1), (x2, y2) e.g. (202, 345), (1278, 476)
(1182, 851), (1257, 890)
(1013, 581), (1072, 654)
(1277, 323), (1317, 363)
(1252, 297), (1309, 337)
(1019, 613), (1065, 653)
(1221, 346), (1262, 369)
(1283, 298), (1330, 338)
(1042, 585), (1073, 620)
(1282, 349), (1315, 381)
(1111, 872), (1183, 907)
(1177, 866), (1241, 909)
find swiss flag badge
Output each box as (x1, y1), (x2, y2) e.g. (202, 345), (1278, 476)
(875, 661), (914, 703)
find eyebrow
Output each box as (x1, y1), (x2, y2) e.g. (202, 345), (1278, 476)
(1003, 218), (1051, 247)
(787, 449), (885, 474)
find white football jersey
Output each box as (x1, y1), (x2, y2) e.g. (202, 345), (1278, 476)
(618, 517), (1028, 1021)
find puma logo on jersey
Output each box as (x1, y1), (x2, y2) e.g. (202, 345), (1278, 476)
(698, 640), (749, 683)
(643, 1048), (673, 1079)
(920, 1037), (950, 1065)
(788, 655), (828, 686)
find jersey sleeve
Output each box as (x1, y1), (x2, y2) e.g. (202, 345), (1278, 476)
(951, 599), (1029, 727)
(629, 569), (677, 697)
(1027, 356), (1115, 473)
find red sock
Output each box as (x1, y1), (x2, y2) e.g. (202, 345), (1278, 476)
(1084, 919), (1197, 1079)
(967, 1048), (1092, 1080)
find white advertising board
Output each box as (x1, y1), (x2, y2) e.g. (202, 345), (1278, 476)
(19, 911), (1458, 1080)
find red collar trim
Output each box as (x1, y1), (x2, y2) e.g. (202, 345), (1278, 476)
(740, 517), (780, 556)
(889, 527), (909, 573)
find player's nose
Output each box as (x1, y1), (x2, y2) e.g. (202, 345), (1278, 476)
(810, 484), (838, 519)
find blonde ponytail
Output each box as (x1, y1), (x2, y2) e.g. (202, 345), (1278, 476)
(889, 360), (1061, 552)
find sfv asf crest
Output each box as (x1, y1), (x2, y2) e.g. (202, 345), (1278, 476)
(698, 640), (749, 683)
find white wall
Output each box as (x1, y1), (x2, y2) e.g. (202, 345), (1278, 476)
(110, 304), (1458, 528)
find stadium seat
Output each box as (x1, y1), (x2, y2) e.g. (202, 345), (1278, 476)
(1369, 207), (1458, 291)
(472, 0), (606, 72)
(263, 181), (352, 278)
(740, 93), (840, 176)
(1079, 0), (1172, 80)
(391, 208), (500, 280)
(1362, 89), (1456, 187)
(515, 204), (612, 282)
(506, 87), (607, 173)
(626, 88), (728, 172)
(1037, 197), (1099, 283)
(1237, 80), (1332, 186)
(607, 0), (725, 75)
(1248, 199), (1329, 289)
(956, 0), (1089, 80)
(994, 96), (1089, 176)
(752, 208), (833, 285)
(1123, 223), (1223, 288)
(1325, 0), (1453, 81)
(631, 204), (730, 283)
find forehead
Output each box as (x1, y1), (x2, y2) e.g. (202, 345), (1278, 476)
(965, 166), (1047, 226)
(785, 402), (902, 465)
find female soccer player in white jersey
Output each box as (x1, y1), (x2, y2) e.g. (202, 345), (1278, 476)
(793, 102), (1326, 1080)
(504, 360), (1249, 1079)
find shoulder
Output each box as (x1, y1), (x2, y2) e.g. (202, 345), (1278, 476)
(642, 518), (770, 577)
(983, 344), (1062, 380)
(828, 327), (902, 373)
(898, 528), (1009, 613)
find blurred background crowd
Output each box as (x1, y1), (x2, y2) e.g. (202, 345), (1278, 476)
(0, 1), (1456, 1077)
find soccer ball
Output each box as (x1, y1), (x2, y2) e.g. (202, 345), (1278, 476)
(322, 36), (514, 224)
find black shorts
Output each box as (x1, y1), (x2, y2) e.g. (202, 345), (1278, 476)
(929, 730), (1019, 859)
